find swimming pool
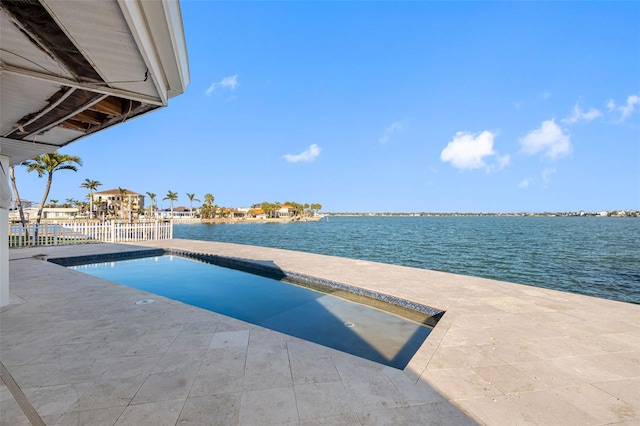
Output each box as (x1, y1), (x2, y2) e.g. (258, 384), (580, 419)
(67, 253), (436, 369)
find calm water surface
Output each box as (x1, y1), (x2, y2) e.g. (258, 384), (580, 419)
(175, 216), (640, 304)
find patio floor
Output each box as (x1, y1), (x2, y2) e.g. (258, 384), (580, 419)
(1, 240), (639, 425)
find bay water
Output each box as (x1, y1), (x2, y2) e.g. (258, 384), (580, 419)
(174, 216), (640, 305)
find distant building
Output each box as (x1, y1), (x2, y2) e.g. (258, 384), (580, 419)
(238, 207), (266, 219)
(9, 205), (78, 221)
(165, 205), (192, 218)
(277, 205), (295, 218)
(92, 189), (145, 220)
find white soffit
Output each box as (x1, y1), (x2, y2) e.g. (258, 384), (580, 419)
(33, 126), (84, 145)
(0, 138), (61, 163)
(0, 73), (60, 136)
(0, 12), (73, 79)
(43, 1), (160, 100)
(139, 0), (190, 99)
(0, 0), (189, 166)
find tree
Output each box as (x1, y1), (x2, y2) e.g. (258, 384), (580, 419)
(163, 190), (178, 218)
(186, 193), (200, 218)
(118, 187), (128, 220)
(261, 201), (281, 218)
(9, 165), (28, 231)
(22, 152), (82, 235)
(200, 193), (215, 219)
(80, 178), (102, 219)
(146, 192), (157, 219)
(76, 201), (89, 217)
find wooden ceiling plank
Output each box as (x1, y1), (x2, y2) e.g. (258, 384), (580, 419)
(60, 119), (87, 131)
(72, 110), (104, 125)
(88, 97), (125, 116)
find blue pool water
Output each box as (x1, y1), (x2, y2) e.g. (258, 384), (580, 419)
(70, 254), (432, 369)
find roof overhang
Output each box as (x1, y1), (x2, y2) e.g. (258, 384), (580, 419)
(0, 0), (190, 166)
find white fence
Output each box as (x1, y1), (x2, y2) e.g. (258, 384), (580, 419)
(9, 221), (173, 247)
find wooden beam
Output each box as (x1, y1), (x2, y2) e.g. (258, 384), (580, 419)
(59, 119), (87, 131)
(71, 110), (104, 125)
(88, 97), (124, 116)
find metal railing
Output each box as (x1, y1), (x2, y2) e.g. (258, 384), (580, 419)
(8, 221), (173, 247)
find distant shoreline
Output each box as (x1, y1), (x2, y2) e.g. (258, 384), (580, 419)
(325, 210), (639, 218)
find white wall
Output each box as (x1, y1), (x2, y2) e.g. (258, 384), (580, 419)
(0, 154), (10, 306)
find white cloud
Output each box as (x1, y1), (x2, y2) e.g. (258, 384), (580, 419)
(205, 75), (238, 96)
(606, 99), (616, 111)
(618, 95), (639, 119)
(283, 144), (322, 163)
(440, 130), (500, 171)
(562, 104), (601, 124)
(492, 154), (511, 172)
(379, 121), (404, 144)
(486, 154), (511, 173)
(519, 119), (571, 160)
(518, 178), (531, 188)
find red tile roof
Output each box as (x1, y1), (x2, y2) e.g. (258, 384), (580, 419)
(94, 189), (141, 196)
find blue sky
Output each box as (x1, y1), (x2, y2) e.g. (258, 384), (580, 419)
(13, 1), (640, 213)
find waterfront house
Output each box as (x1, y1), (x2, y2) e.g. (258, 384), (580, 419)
(242, 207), (267, 219)
(23, 206), (78, 221)
(92, 189), (145, 220)
(277, 204), (295, 218)
(162, 205), (192, 219)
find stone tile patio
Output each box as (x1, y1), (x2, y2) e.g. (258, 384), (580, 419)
(1, 240), (638, 425)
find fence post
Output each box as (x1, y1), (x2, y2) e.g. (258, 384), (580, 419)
(110, 221), (115, 243)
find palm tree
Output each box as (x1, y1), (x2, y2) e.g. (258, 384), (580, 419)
(22, 153), (82, 235)
(8, 165), (28, 231)
(163, 190), (178, 218)
(117, 187), (131, 220)
(311, 203), (322, 215)
(146, 192), (157, 219)
(200, 193), (214, 218)
(261, 201), (281, 218)
(76, 201), (89, 218)
(80, 178), (102, 219)
(186, 193), (200, 218)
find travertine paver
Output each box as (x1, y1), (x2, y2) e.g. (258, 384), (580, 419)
(1, 240), (639, 425)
